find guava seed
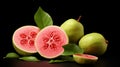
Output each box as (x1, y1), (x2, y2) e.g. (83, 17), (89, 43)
(20, 39), (28, 45)
(29, 40), (34, 46)
(20, 33), (27, 38)
(30, 31), (37, 38)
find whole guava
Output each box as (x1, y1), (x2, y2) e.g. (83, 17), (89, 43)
(79, 32), (108, 56)
(60, 18), (84, 43)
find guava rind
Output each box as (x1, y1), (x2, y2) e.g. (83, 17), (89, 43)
(12, 43), (33, 55)
(35, 25), (69, 59)
(73, 54), (98, 64)
(12, 25), (40, 56)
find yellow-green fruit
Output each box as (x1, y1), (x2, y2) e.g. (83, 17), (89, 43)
(73, 54), (98, 64)
(79, 32), (108, 56)
(12, 25), (40, 56)
(60, 19), (84, 43)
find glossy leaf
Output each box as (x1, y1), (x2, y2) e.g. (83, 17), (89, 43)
(49, 60), (65, 63)
(60, 56), (74, 62)
(49, 56), (74, 63)
(34, 6), (53, 29)
(62, 43), (84, 56)
(3, 52), (19, 59)
(19, 56), (40, 61)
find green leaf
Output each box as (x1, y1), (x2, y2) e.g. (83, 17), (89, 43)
(62, 43), (84, 56)
(49, 60), (65, 63)
(34, 6), (53, 29)
(19, 56), (40, 61)
(49, 56), (74, 63)
(3, 52), (19, 59)
(60, 56), (74, 62)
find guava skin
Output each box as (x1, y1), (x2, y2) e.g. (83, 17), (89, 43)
(60, 19), (84, 43)
(79, 32), (108, 56)
(12, 44), (33, 55)
(73, 54), (98, 64)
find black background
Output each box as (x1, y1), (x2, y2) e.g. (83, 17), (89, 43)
(0, 0), (119, 67)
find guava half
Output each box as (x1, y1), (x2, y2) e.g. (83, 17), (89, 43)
(12, 25), (40, 55)
(35, 25), (68, 59)
(73, 54), (98, 64)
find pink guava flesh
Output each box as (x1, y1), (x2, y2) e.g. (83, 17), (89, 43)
(75, 54), (97, 59)
(13, 26), (40, 53)
(35, 26), (68, 59)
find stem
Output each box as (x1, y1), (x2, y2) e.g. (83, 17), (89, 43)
(77, 16), (82, 22)
(105, 40), (109, 45)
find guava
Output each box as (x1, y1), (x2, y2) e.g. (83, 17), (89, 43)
(12, 25), (40, 55)
(79, 32), (108, 56)
(35, 25), (68, 59)
(60, 17), (84, 43)
(73, 54), (98, 64)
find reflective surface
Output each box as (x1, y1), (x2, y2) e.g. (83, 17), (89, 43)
(1, 56), (119, 67)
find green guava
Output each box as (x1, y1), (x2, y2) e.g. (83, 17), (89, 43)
(73, 54), (98, 64)
(60, 18), (84, 43)
(35, 25), (69, 59)
(79, 32), (108, 56)
(12, 25), (40, 55)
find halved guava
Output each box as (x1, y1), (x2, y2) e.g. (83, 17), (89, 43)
(73, 54), (98, 64)
(35, 25), (68, 59)
(12, 25), (40, 55)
